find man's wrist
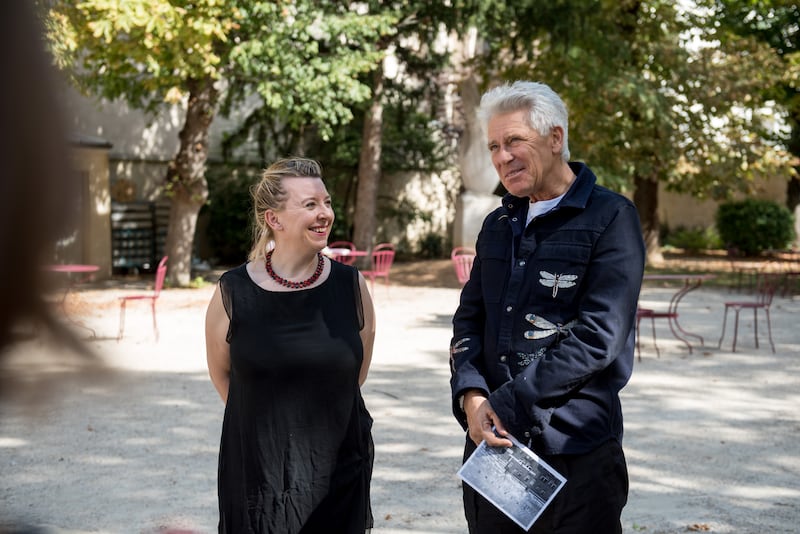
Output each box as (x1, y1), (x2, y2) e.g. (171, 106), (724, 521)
(459, 389), (485, 412)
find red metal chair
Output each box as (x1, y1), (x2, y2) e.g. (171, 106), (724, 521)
(451, 247), (476, 286)
(361, 243), (395, 294)
(327, 240), (357, 265)
(117, 256), (168, 341)
(635, 307), (686, 361)
(635, 276), (711, 361)
(635, 300), (702, 361)
(717, 273), (779, 353)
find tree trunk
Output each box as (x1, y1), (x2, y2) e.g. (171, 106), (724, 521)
(164, 77), (218, 286)
(633, 174), (664, 266)
(352, 69), (384, 253)
(788, 176), (800, 213)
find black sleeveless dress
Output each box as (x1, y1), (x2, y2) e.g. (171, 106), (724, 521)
(216, 261), (373, 534)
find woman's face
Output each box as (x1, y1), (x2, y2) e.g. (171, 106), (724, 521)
(270, 177), (334, 251)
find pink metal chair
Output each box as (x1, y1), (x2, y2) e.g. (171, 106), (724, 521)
(451, 247), (476, 286)
(635, 307), (683, 361)
(361, 243), (395, 294)
(327, 240), (357, 266)
(717, 273), (779, 353)
(118, 256), (168, 341)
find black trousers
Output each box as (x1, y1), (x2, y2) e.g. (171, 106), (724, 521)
(462, 438), (628, 534)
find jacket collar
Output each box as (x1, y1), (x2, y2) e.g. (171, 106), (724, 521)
(499, 162), (597, 218)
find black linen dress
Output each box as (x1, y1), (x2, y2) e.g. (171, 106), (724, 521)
(216, 261), (373, 534)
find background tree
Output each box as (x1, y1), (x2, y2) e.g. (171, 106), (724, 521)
(348, 2), (460, 253)
(220, 2), (463, 253)
(713, 0), (800, 213)
(462, 0), (794, 264)
(46, 1), (390, 285)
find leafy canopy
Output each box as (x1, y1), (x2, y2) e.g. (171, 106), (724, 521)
(46, 0), (397, 140)
(464, 0), (794, 197)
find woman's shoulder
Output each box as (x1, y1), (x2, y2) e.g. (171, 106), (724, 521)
(219, 262), (250, 284)
(328, 258), (360, 284)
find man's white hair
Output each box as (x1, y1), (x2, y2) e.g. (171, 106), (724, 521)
(477, 81), (571, 161)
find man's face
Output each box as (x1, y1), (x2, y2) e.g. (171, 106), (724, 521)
(486, 109), (562, 201)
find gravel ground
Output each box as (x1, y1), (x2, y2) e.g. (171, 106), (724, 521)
(1, 267), (799, 533)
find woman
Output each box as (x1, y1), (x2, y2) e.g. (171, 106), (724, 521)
(205, 157), (376, 533)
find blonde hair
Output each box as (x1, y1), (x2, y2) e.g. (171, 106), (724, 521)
(248, 157), (323, 262)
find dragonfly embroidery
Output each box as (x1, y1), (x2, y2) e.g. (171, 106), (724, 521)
(449, 337), (471, 373)
(450, 337), (470, 355)
(524, 314), (577, 339)
(539, 270), (578, 298)
(516, 347), (546, 367)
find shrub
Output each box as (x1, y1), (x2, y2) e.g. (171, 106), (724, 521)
(715, 199), (795, 256)
(203, 165), (260, 265)
(663, 226), (722, 253)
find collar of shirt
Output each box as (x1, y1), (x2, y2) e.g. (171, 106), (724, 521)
(526, 193), (566, 226)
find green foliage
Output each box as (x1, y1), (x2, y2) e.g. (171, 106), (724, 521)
(716, 199), (796, 256)
(293, 92), (453, 244)
(221, 3), (395, 142)
(45, 0), (234, 111)
(46, 1), (394, 133)
(418, 232), (445, 259)
(203, 165), (261, 265)
(188, 276), (211, 289)
(467, 1), (795, 197)
(663, 226), (722, 253)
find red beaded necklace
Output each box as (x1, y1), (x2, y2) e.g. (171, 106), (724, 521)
(264, 250), (324, 289)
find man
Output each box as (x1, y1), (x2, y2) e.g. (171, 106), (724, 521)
(450, 81), (645, 533)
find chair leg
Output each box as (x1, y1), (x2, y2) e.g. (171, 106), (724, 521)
(765, 309), (775, 353)
(117, 301), (127, 341)
(717, 307), (728, 349)
(649, 317), (660, 359)
(636, 316), (642, 362)
(732, 309), (741, 352)
(151, 299), (159, 342)
(753, 308), (759, 349)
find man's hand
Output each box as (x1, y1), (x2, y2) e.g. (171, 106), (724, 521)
(463, 390), (513, 448)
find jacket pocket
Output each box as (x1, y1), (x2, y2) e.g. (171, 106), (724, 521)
(531, 242), (592, 303)
(478, 237), (510, 303)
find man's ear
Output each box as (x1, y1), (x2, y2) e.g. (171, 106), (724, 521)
(550, 126), (565, 155)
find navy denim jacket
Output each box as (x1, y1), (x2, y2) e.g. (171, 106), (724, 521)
(450, 162), (645, 455)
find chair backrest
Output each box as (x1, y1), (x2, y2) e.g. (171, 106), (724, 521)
(373, 242), (395, 253)
(327, 241), (357, 265)
(756, 273), (780, 307)
(451, 246), (475, 260)
(370, 249), (395, 274)
(328, 240), (355, 251)
(452, 254), (475, 285)
(153, 256), (168, 297)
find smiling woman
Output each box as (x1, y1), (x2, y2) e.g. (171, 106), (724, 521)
(204, 156), (377, 533)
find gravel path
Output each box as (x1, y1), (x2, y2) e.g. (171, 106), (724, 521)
(1, 274), (799, 533)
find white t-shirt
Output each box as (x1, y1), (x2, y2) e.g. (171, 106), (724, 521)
(526, 193), (566, 226)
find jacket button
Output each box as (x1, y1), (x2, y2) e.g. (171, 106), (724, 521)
(512, 217), (518, 222)
(499, 355), (507, 362)
(506, 306), (513, 312)
(524, 431), (531, 438)
(518, 260), (526, 267)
